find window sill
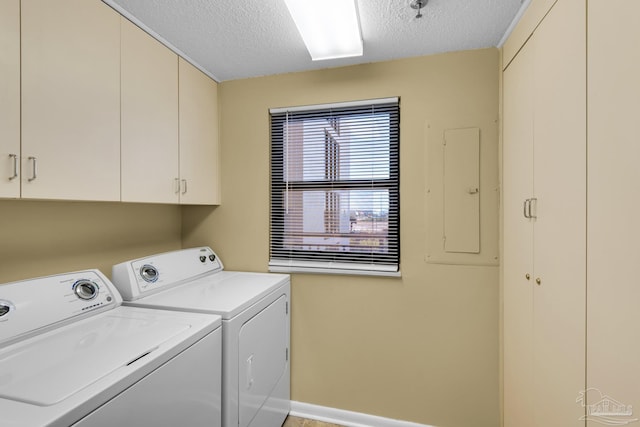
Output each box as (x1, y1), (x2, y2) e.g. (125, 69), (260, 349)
(269, 261), (401, 277)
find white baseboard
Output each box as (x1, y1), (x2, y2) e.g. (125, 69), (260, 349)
(289, 401), (436, 427)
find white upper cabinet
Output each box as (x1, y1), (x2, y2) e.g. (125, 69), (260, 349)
(178, 58), (221, 205)
(21, 0), (121, 201)
(121, 18), (180, 204)
(5, 0), (220, 205)
(0, 0), (20, 198)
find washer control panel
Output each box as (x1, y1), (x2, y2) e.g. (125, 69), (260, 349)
(111, 247), (223, 301)
(0, 270), (122, 346)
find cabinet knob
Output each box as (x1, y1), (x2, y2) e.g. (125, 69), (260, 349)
(536, 277), (541, 285)
(525, 273), (530, 280)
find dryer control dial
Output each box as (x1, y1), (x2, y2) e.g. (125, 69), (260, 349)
(73, 280), (99, 301)
(140, 264), (159, 283)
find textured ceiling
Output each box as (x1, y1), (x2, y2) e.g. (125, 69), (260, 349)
(103, 0), (525, 82)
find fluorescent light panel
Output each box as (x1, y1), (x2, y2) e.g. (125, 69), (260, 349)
(284, 0), (363, 61)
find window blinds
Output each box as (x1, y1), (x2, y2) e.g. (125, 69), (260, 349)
(269, 98), (400, 275)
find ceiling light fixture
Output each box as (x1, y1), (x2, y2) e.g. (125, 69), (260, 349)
(284, 0), (363, 61)
(410, 0), (428, 19)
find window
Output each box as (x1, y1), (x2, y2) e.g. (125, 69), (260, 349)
(269, 98), (400, 276)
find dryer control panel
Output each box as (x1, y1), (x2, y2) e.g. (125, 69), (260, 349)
(112, 247), (224, 301)
(0, 270), (121, 346)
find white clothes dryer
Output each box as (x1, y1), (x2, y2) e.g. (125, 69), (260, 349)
(0, 269), (222, 427)
(112, 247), (290, 427)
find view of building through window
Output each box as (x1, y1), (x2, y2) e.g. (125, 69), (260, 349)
(283, 113), (392, 254)
(270, 98), (399, 270)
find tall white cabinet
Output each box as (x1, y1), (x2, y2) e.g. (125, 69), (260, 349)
(502, 0), (586, 425)
(0, 0), (21, 198)
(503, 38), (535, 427)
(21, 0), (121, 201)
(587, 1), (640, 425)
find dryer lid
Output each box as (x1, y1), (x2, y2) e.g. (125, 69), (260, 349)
(134, 271), (289, 319)
(0, 308), (192, 406)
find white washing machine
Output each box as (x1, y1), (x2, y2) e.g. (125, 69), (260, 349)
(0, 269), (222, 427)
(111, 247), (290, 427)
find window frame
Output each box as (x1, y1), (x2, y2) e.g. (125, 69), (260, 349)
(269, 97), (400, 276)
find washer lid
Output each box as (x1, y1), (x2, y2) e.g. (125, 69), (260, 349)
(0, 309), (192, 406)
(133, 271), (289, 319)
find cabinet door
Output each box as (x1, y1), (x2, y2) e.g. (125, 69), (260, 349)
(503, 33), (536, 427)
(121, 18), (179, 203)
(531, 0), (586, 425)
(587, 1), (640, 425)
(503, 0), (586, 425)
(0, 0), (20, 198)
(178, 58), (220, 205)
(21, 0), (120, 201)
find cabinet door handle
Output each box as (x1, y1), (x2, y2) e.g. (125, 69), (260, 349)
(181, 179), (187, 195)
(523, 198), (538, 219)
(529, 198), (537, 219)
(8, 154), (18, 181)
(174, 178), (180, 194)
(535, 277), (541, 286)
(28, 157), (37, 182)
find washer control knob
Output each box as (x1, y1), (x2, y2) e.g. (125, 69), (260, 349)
(140, 265), (159, 283)
(0, 300), (14, 320)
(199, 255), (207, 263)
(73, 280), (99, 301)
(209, 254), (216, 262)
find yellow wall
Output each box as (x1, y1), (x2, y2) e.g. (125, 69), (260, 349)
(0, 200), (181, 283)
(183, 48), (500, 427)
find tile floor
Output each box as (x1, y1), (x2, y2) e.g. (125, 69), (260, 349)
(282, 415), (347, 427)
